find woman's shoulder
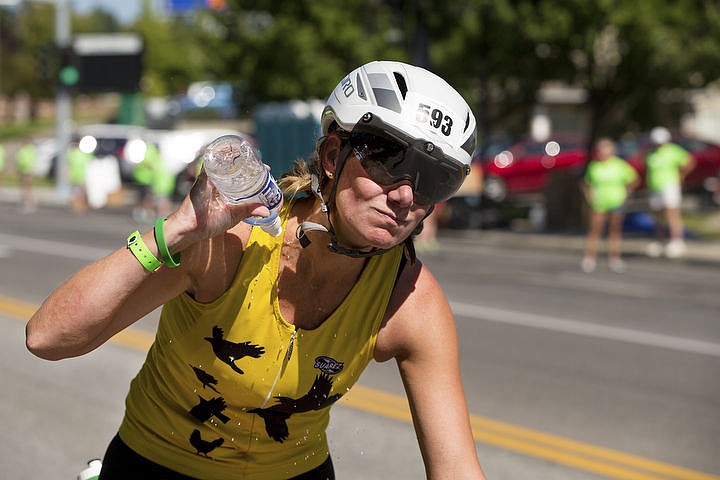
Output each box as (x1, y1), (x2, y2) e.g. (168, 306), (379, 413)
(375, 259), (451, 361)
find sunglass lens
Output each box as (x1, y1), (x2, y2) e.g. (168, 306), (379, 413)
(350, 131), (465, 205)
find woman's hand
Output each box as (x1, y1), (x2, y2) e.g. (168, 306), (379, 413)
(168, 169), (273, 251)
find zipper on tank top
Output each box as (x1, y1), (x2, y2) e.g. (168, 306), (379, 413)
(260, 328), (297, 407)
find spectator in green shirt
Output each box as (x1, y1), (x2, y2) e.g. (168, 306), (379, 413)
(581, 137), (639, 273)
(16, 141), (37, 213)
(0, 144), (5, 184)
(68, 141), (93, 214)
(644, 127), (695, 259)
(132, 142), (161, 223)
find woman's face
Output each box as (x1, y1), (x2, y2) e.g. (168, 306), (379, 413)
(596, 139), (616, 160)
(328, 150), (431, 252)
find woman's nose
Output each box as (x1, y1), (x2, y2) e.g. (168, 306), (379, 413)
(387, 182), (415, 206)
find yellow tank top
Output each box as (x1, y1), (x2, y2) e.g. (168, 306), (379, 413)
(119, 204), (405, 479)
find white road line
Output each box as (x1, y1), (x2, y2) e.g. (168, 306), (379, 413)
(0, 233), (111, 261)
(451, 301), (720, 358)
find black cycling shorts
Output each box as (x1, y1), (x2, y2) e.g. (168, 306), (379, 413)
(98, 434), (335, 480)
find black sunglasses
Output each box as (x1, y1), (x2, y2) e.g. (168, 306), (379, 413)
(345, 125), (468, 206)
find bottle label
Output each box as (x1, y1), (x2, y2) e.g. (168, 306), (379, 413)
(255, 173), (283, 211)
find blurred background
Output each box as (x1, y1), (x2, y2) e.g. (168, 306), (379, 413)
(1, 3), (720, 480)
(0, 0), (719, 234)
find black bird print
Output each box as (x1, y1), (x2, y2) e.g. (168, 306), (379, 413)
(204, 326), (265, 375)
(190, 364), (220, 393)
(189, 395), (231, 424)
(189, 429), (224, 457)
(249, 373), (343, 443)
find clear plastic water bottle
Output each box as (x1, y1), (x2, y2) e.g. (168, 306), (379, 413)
(77, 459), (102, 480)
(203, 135), (283, 237)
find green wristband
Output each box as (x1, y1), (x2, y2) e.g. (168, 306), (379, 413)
(127, 230), (162, 272)
(154, 217), (181, 268)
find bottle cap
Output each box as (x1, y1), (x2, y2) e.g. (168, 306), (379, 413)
(262, 215), (283, 237)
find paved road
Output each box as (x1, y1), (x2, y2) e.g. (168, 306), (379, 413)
(0, 201), (718, 479)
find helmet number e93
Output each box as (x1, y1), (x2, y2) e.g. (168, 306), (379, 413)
(416, 103), (453, 137)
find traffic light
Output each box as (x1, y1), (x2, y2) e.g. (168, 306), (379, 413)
(58, 46), (79, 89)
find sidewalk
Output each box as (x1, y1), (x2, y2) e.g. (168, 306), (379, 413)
(443, 228), (720, 266)
(2, 185), (719, 266)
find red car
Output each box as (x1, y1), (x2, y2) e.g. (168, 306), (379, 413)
(477, 134), (587, 202)
(622, 136), (720, 193)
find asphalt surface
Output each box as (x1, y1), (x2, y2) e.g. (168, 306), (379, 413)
(2, 185), (719, 265)
(1, 185), (719, 480)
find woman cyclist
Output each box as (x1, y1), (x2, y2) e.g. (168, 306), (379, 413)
(26, 61), (486, 480)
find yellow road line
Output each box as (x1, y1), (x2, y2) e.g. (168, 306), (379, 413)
(0, 295), (37, 320)
(3, 295), (718, 480)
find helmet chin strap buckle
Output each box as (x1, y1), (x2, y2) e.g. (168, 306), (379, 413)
(296, 221), (329, 248)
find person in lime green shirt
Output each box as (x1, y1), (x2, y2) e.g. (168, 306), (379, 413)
(644, 127), (695, 259)
(0, 144), (6, 184)
(16, 141), (38, 212)
(581, 137), (639, 273)
(150, 149), (176, 218)
(68, 142), (94, 214)
(132, 142), (161, 223)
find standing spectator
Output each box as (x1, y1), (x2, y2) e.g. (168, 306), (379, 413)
(16, 141), (37, 213)
(150, 145), (176, 218)
(414, 205), (441, 252)
(132, 142), (161, 223)
(581, 137), (639, 273)
(67, 140), (93, 214)
(0, 143), (6, 184)
(644, 127), (695, 258)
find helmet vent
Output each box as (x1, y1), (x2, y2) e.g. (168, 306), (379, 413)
(393, 72), (408, 99)
(356, 73), (367, 100)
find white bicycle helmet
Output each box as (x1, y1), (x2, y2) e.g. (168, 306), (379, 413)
(323, 60), (476, 169)
(299, 61), (477, 258)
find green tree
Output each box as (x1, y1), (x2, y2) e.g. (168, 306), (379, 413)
(189, 0), (406, 105)
(2, 4), (56, 120)
(132, 2), (207, 97)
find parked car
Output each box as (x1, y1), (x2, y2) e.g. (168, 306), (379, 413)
(32, 124), (148, 181)
(477, 134), (587, 203)
(178, 82), (238, 120)
(74, 123), (150, 182)
(621, 134), (720, 194)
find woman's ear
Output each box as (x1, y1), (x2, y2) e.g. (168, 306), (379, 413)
(321, 133), (342, 178)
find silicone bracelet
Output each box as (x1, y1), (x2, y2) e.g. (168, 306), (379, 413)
(154, 217), (181, 268)
(127, 230), (162, 272)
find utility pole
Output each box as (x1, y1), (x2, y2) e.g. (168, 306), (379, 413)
(54, 0), (71, 202)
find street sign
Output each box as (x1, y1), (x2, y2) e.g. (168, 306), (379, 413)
(168, 0), (225, 12)
(72, 33), (143, 93)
